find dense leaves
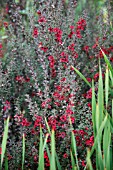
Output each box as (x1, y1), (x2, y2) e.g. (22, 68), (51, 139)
(0, 0), (113, 169)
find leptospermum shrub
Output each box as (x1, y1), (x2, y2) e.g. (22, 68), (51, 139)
(0, 0), (113, 169)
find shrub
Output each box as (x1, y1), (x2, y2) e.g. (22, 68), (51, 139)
(0, 0), (113, 169)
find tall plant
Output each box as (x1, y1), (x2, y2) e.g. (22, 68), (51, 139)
(72, 50), (113, 169)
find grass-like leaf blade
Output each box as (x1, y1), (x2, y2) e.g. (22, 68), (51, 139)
(71, 66), (91, 87)
(22, 133), (25, 170)
(1, 116), (10, 167)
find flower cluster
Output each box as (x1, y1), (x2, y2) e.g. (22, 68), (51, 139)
(48, 55), (56, 78)
(48, 27), (63, 44)
(76, 18), (86, 38)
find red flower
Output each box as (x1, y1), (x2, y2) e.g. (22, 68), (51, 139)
(81, 160), (86, 167)
(49, 56), (55, 69)
(46, 98), (52, 103)
(66, 108), (73, 115)
(63, 64), (67, 69)
(4, 22), (8, 28)
(21, 118), (31, 127)
(25, 77), (30, 82)
(14, 114), (23, 122)
(31, 128), (36, 135)
(0, 148), (2, 154)
(54, 102), (60, 107)
(53, 91), (60, 98)
(38, 16), (46, 23)
(55, 85), (62, 91)
(60, 114), (67, 122)
(97, 48), (109, 58)
(53, 27), (62, 43)
(78, 130), (86, 137)
(75, 18), (86, 39)
(45, 161), (50, 167)
(60, 56), (68, 63)
(0, 43), (2, 49)
(61, 77), (66, 82)
(86, 77), (92, 82)
(92, 43), (98, 49)
(110, 57), (113, 62)
(89, 56), (94, 59)
(44, 152), (48, 159)
(73, 130), (78, 134)
(63, 153), (68, 158)
(41, 101), (46, 108)
(70, 25), (74, 29)
(76, 18), (86, 30)
(48, 27), (53, 32)
(33, 28), (38, 37)
(66, 105), (74, 114)
(108, 46), (113, 52)
(103, 36), (106, 40)
(48, 55), (54, 61)
(75, 136), (81, 146)
(85, 136), (94, 146)
(40, 46), (48, 52)
(70, 66), (74, 71)
(86, 88), (92, 99)
(68, 43), (75, 51)
(47, 104), (51, 109)
(34, 115), (42, 128)
(76, 29), (82, 38)
(59, 95), (65, 101)
(7, 153), (12, 160)
(48, 116), (57, 130)
(37, 10), (41, 15)
(68, 31), (74, 39)
(3, 100), (10, 111)
(83, 45), (89, 53)
(49, 61), (55, 68)
(70, 116), (75, 123)
(68, 101), (74, 106)
(51, 69), (56, 77)
(73, 51), (78, 59)
(15, 76), (25, 83)
(87, 103), (92, 109)
(94, 72), (99, 81)
(53, 28), (62, 34)
(58, 132), (66, 138)
(34, 155), (38, 162)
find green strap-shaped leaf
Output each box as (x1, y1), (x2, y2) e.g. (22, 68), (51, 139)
(1, 116), (10, 167)
(92, 80), (96, 138)
(98, 64), (104, 128)
(38, 127), (44, 170)
(70, 151), (77, 170)
(71, 131), (79, 170)
(71, 66), (91, 87)
(22, 133), (25, 170)
(50, 130), (56, 170)
(86, 149), (93, 170)
(105, 66), (109, 109)
(90, 114), (108, 156)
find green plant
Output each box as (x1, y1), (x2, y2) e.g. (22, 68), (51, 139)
(0, 116), (9, 169)
(22, 133), (25, 170)
(72, 50), (113, 169)
(1, 0), (113, 169)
